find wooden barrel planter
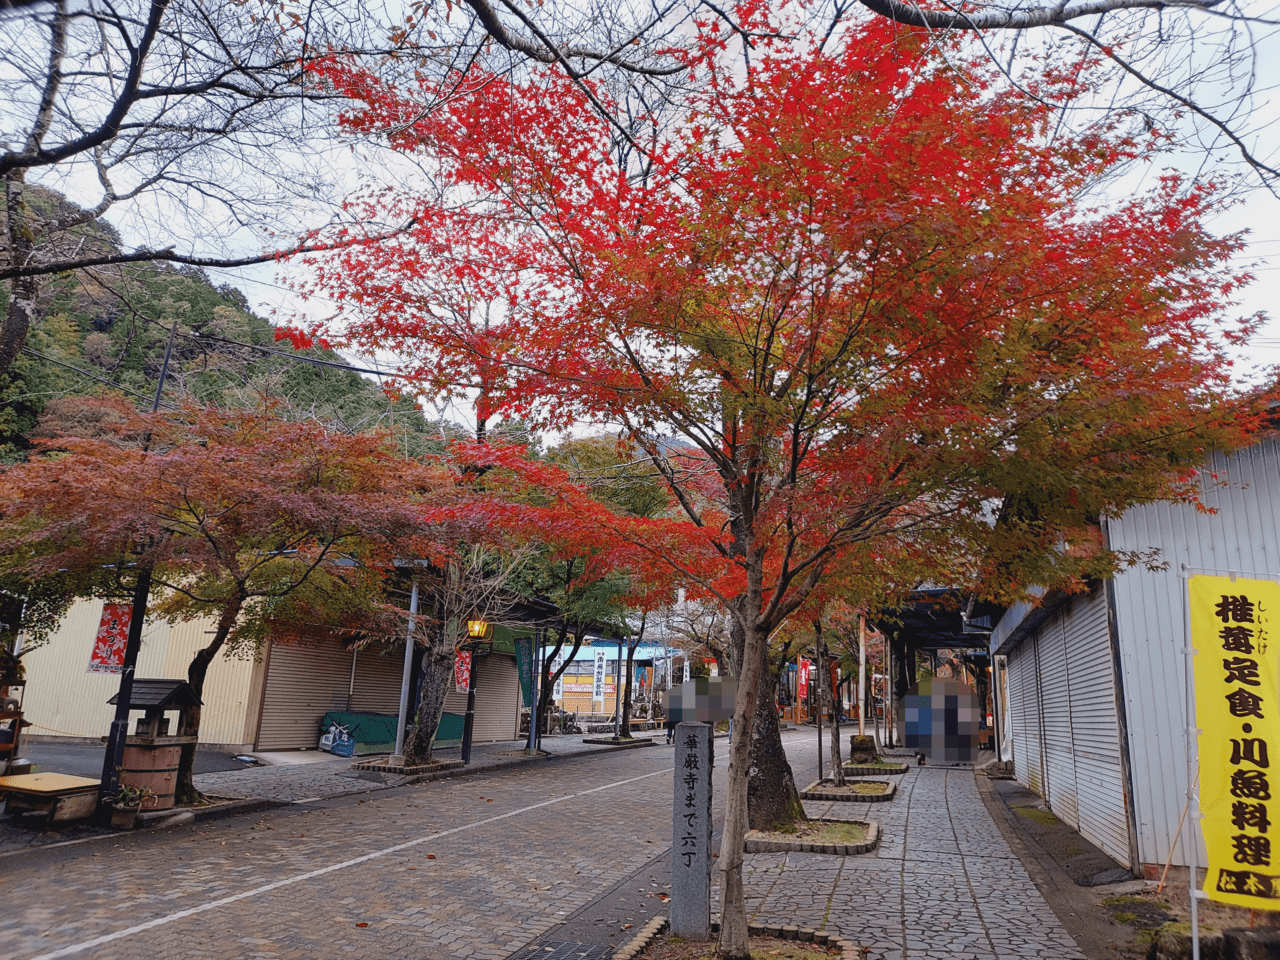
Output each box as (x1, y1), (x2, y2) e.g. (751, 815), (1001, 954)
(121, 740), (187, 810)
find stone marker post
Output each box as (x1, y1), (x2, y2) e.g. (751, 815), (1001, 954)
(672, 721), (713, 940)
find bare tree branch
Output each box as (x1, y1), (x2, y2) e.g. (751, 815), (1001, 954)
(857, 0), (1225, 31)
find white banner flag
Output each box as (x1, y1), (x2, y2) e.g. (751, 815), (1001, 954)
(593, 649), (608, 703)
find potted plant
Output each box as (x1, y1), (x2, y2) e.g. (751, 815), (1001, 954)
(105, 783), (153, 830)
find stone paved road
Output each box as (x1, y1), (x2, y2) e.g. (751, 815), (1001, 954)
(0, 732), (1086, 960)
(742, 764), (1088, 960)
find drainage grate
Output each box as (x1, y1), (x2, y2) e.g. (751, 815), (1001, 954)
(507, 940), (613, 960)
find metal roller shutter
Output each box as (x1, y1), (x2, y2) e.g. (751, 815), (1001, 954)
(441, 653), (521, 744)
(256, 639), (355, 750)
(1008, 636), (1044, 797)
(1062, 590), (1132, 867)
(350, 642), (405, 715)
(472, 654), (520, 742)
(1038, 608), (1079, 829)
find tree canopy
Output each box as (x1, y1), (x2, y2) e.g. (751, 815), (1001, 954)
(287, 8), (1267, 953)
(0, 400), (456, 797)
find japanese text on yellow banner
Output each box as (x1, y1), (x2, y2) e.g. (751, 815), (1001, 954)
(1192, 575), (1280, 908)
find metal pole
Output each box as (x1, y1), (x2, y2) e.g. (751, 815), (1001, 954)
(816, 638), (824, 782)
(527, 631), (540, 753)
(151, 320), (177, 413)
(462, 645), (478, 765)
(614, 637), (623, 738)
(886, 643), (894, 747)
(858, 614), (867, 737)
(988, 660), (998, 762)
(347, 648), (358, 710)
(393, 580), (419, 760)
(1181, 565), (1201, 960)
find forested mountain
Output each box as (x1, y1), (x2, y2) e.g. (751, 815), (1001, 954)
(0, 190), (435, 462)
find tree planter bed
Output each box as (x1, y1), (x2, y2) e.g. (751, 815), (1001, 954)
(581, 736), (657, 747)
(801, 779), (896, 802)
(745, 820), (879, 855)
(350, 758), (464, 776)
(614, 917), (863, 960)
(842, 761), (908, 776)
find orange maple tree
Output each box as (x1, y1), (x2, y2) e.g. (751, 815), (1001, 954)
(0, 400), (456, 801)
(286, 9), (1262, 953)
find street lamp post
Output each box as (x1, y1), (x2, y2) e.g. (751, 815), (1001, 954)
(461, 618), (492, 765)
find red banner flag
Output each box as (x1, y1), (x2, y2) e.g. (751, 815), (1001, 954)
(454, 651), (472, 693)
(89, 602), (132, 674)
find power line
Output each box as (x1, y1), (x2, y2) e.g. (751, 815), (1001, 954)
(20, 347), (180, 410)
(187, 332), (397, 379)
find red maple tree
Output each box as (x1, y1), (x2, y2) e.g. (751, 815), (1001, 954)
(287, 11), (1262, 954)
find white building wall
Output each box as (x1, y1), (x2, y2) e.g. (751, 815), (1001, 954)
(1107, 436), (1280, 870)
(19, 598), (260, 748)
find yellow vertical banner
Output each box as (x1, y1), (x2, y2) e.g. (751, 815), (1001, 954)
(1192, 574), (1280, 908)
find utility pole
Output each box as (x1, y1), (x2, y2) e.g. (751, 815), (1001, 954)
(98, 320), (177, 812)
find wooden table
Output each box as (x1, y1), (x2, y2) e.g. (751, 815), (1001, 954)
(0, 773), (100, 822)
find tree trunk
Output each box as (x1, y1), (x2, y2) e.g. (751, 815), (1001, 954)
(718, 615), (767, 960)
(747, 660), (804, 830)
(404, 624), (455, 764)
(621, 615), (644, 739)
(175, 595), (243, 805)
(537, 629), (582, 738)
(537, 633), (565, 739)
(814, 622), (844, 788)
(1, 173), (39, 378)
(620, 641), (636, 738)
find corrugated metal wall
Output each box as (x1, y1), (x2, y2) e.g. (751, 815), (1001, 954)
(255, 638), (356, 750)
(19, 598), (259, 748)
(1038, 609), (1078, 828)
(442, 653), (521, 743)
(350, 642), (405, 714)
(256, 638), (412, 750)
(1008, 636), (1044, 795)
(1108, 436), (1280, 869)
(1002, 589), (1133, 867)
(1064, 589), (1131, 867)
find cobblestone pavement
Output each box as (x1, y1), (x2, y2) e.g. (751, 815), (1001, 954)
(733, 740), (1088, 960)
(0, 732), (1085, 960)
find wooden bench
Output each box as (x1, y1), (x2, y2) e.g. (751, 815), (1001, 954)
(0, 773), (100, 822)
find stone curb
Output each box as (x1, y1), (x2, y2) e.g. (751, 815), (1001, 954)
(841, 762), (908, 777)
(800, 779), (897, 803)
(614, 916), (862, 959)
(394, 738), (659, 785)
(744, 820), (879, 855)
(136, 796), (287, 829)
(580, 737), (658, 748)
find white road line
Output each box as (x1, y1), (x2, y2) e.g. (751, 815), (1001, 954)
(26, 766), (673, 960)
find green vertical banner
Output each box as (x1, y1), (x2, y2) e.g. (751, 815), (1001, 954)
(516, 636), (534, 708)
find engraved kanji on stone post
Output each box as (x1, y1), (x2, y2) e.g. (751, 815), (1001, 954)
(672, 721), (713, 939)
